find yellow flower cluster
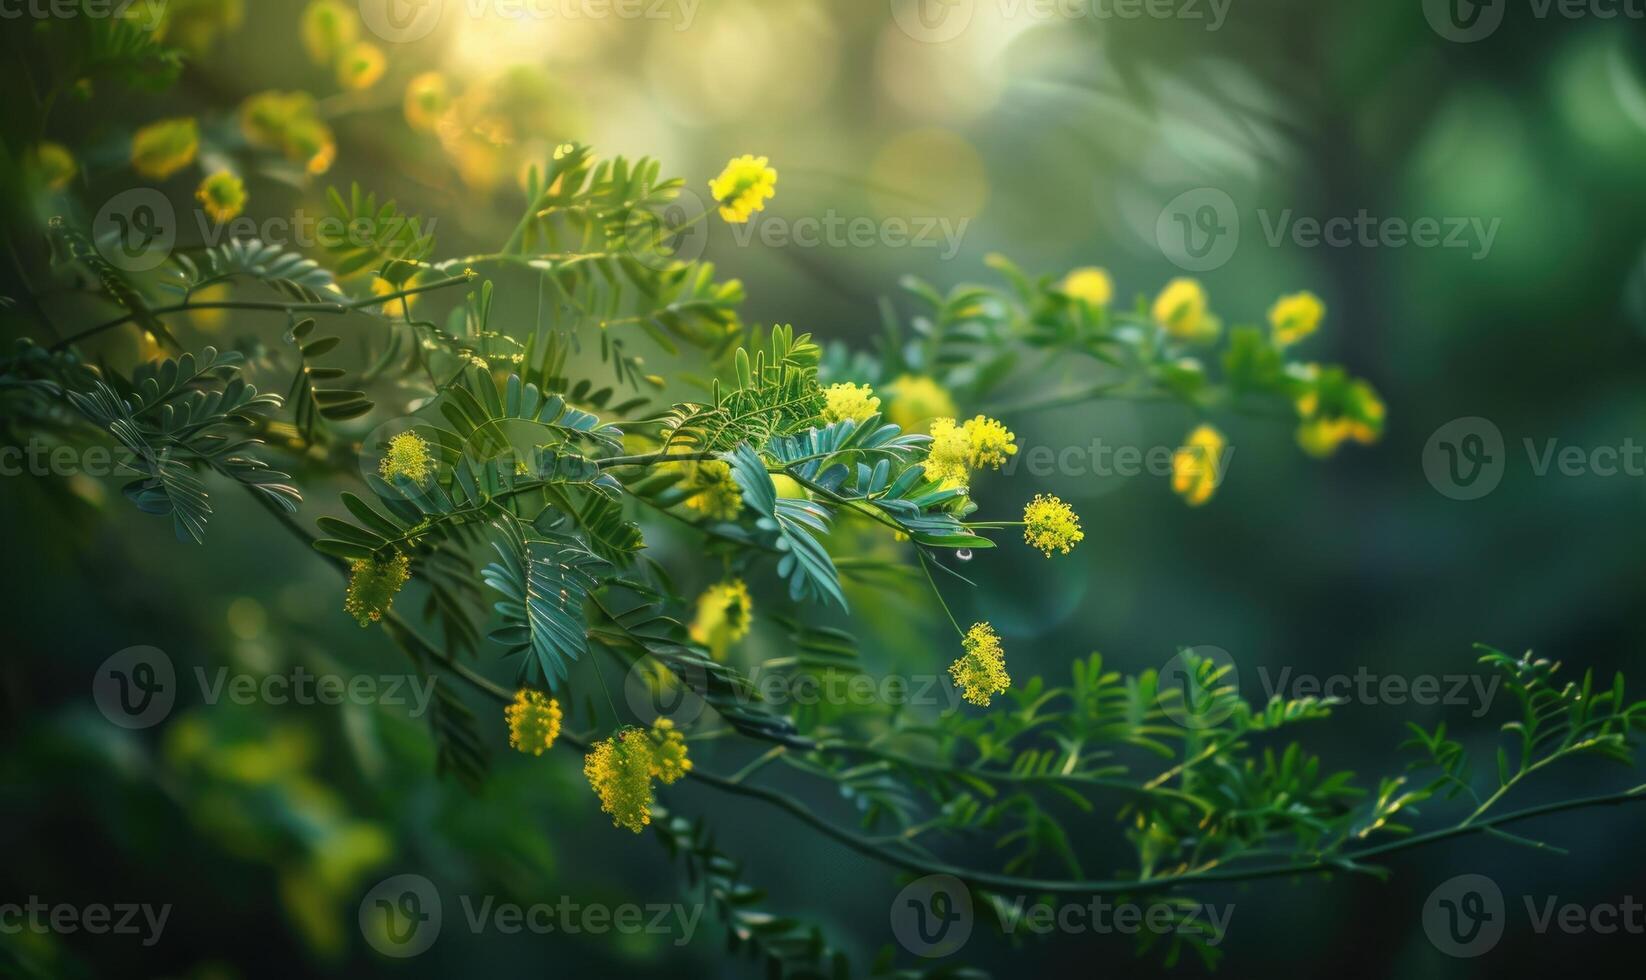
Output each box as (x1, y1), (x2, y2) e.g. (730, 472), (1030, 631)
(884, 374), (957, 433)
(708, 154), (777, 223)
(1022, 494), (1084, 557)
(404, 72), (451, 134)
(583, 720), (693, 833)
(649, 718), (693, 785)
(34, 142), (76, 191)
(688, 579), (753, 660)
(675, 459), (743, 521)
(924, 416), (1018, 490)
(504, 689), (563, 756)
(378, 431), (434, 484)
(1152, 277), (1220, 343)
(1268, 291), (1325, 347)
(130, 118), (199, 180)
(949, 622), (1010, 707)
(1291, 365), (1386, 458)
(300, 1), (386, 91)
(239, 91), (336, 175)
(822, 382), (881, 424)
(344, 552), (411, 627)
(1061, 266), (1113, 307)
(583, 728), (657, 833)
(195, 171), (247, 224)
(1171, 424), (1227, 507)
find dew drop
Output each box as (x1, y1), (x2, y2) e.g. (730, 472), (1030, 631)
(956, 548), (973, 562)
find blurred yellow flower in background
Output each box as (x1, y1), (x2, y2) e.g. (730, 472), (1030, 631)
(688, 578), (753, 659)
(33, 142), (76, 190)
(1153, 277), (1219, 344)
(1061, 266), (1114, 307)
(885, 374), (957, 433)
(1171, 424), (1227, 506)
(131, 117), (199, 179)
(708, 154), (777, 223)
(404, 72), (452, 133)
(1269, 291), (1325, 347)
(337, 41), (387, 91)
(300, 0), (357, 66)
(195, 171), (247, 223)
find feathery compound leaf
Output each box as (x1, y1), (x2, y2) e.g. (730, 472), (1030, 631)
(481, 517), (607, 691)
(725, 443), (845, 609)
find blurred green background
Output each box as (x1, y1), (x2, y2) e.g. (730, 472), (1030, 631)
(4, 0), (1646, 977)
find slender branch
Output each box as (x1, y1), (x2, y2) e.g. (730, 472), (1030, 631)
(48, 273), (474, 352)
(242, 485), (1646, 897)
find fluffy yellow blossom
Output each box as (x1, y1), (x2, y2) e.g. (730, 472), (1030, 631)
(300, 0), (357, 66)
(378, 431), (434, 484)
(648, 718), (692, 785)
(1022, 494), (1084, 556)
(676, 459), (743, 521)
(885, 374), (957, 433)
(1269, 291), (1325, 347)
(822, 382), (881, 424)
(922, 415), (1017, 489)
(34, 142), (76, 190)
(708, 154), (777, 223)
(923, 417), (973, 487)
(949, 622), (1010, 707)
(504, 689), (562, 756)
(337, 41), (387, 91)
(961, 415), (1017, 470)
(403, 72), (451, 133)
(688, 579), (753, 660)
(584, 728), (658, 833)
(131, 118), (199, 179)
(1171, 424), (1227, 507)
(1292, 368), (1385, 458)
(239, 91), (335, 174)
(1152, 277), (1219, 343)
(344, 552), (410, 627)
(195, 171), (247, 223)
(1061, 267), (1114, 307)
